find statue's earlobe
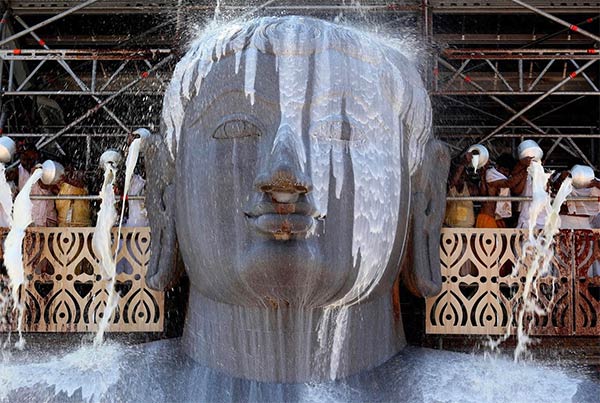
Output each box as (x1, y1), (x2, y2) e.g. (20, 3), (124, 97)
(144, 134), (181, 290)
(402, 139), (450, 297)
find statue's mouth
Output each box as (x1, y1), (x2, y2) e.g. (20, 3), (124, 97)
(245, 200), (319, 240)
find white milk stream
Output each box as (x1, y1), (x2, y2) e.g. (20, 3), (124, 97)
(3, 168), (44, 349)
(92, 162), (118, 346)
(92, 138), (144, 346)
(487, 161), (573, 361)
(513, 161), (572, 360)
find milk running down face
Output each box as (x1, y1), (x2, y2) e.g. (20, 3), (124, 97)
(145, 16), (448, 381)
(160, 16), (432, 307)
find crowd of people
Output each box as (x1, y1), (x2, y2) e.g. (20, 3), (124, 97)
(0, 141), (148, 229)
(444, 140), (600, 231)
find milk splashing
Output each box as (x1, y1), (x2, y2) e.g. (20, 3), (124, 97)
(0, 163), (13, 228)
(92, 162), (118, 346)
(513, 161), (572, 361)
(162, 16), (431, 376)
(4, 168), (43, 349)
(487, 161), (573, 361)
(472, 154), (480, 173)
(163, 16), (430, 177)
(0, 343), (123, 402)
(115, 137), (143, 252)
(162, 17), (430, 306)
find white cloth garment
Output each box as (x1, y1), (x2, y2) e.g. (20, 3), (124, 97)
(560, 187), (600, 230)
(566, 187), (600, 216)
(486, 167), (512, 219)
(518, 175), (547, 229)
(18, 164), (56, 226)
(125, 174), (148, 227)
(0, 181), (15, 227)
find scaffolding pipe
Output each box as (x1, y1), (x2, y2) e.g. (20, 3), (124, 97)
(438, 133), (600, 138)
(479, 59), (598, 144)
(0, 0), (100, 47)
(511, 0), (600, 44)
(433, 91), (600, 96)
(445, 48), (599, 55)
(438, 58), (545, 134)
(33, 54), (173, 151)
(447, 196), (600, 202)
(569, 59), (599, 91)
(14, 15), (131, 134)
(527, 59), (555, 91)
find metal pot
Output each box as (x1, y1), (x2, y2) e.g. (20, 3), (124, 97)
(0, 136), (16, 164)
(467, 144), (489, 170)
(41, 160), (65, 185)
(99, 149), (122, 168)
(518, 139), (543, 161)
(570, 164), (596, 189)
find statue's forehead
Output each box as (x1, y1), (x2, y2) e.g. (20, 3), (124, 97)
(193, 51), (393, 112)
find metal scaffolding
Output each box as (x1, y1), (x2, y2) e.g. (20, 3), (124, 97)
(0, 0), (596, 168)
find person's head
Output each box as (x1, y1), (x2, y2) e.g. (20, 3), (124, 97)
(19, 144), (40, 171)
(161, 16), (431, 308)
(495, 153), (517, 176)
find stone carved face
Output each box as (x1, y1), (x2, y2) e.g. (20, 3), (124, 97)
(145, 17), (446, 308)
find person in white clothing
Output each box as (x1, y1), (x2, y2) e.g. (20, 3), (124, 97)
(7, 145), (57, 227)
(125, 173), (148, 227)
(552, 168), (600, 230)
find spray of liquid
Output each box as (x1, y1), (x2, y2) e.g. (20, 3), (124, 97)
(487, 161), (573, 360)
(162, 16), (430, 380)
(92, 162), (118, 346)
(115, 138), (143, 252)
(471, 154), (480, 173)
(512, 161), (572, 360)
(93, 138), (145, 345)
(4, 168), (44, 349)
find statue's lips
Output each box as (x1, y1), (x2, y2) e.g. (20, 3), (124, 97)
(245, 201), (319, 239)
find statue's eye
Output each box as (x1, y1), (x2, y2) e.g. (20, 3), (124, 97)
(213, 118), (262, 139)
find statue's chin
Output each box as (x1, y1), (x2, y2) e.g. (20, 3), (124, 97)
(239, 239), (346, 307)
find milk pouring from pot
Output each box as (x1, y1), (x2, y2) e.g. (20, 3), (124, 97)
(467, 144), (489, 173)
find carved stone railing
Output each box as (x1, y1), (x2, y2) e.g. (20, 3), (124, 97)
(0, 227), (163, 332)
(426, 228), (600, 336)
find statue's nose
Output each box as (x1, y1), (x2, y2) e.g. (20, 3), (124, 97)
(254, 124), (312, 202)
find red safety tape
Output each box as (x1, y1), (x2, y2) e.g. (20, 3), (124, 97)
(569, 71), (577, 79)
(0, 19), (7, 24)
(141, 71), (149, 78)
(464, 75), (472, 83)
(587, 49), (598, 54)
(0, 128), (4, 135)
(121, 195), (128, 201)
(569, 24), (579, 32)
(587, 18), (593, 24)
(12, 49), (21, 55)
(38, 39), (45, 46)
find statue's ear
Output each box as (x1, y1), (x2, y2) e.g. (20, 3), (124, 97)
(144, 134), (181, 290)
(401, 139), (450, 297)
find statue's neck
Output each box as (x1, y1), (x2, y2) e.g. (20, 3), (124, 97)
(183, 287), (405, 382)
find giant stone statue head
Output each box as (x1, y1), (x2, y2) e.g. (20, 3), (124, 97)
(145, 16), (450, 382)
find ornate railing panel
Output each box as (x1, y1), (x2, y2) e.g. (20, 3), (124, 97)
(426, 229), (599, 336)
(0, 227), (163, 332)
(573, 230), (600, 335)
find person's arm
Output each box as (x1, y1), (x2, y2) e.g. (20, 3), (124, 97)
(550, 170), (571, 192)
(591, 178), (600, 190)
(449, 152), (472, 188)
(488, 168), (528, 191)
(508, 157), (533, 195)
(4, 167), (17, 183)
